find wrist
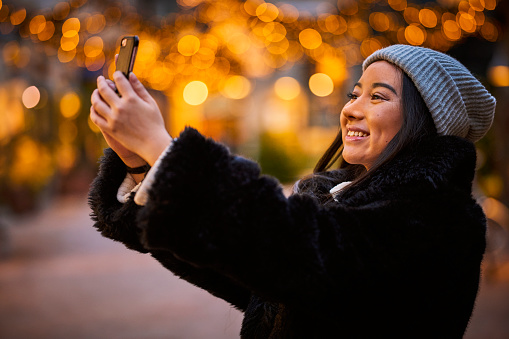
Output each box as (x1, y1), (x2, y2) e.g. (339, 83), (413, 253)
(142, 132), (173, 166)
(119, 154), (147, 168)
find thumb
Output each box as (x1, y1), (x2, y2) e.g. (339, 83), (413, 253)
(129, 73), (152, 102)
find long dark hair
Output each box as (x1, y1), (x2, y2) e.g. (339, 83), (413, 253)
(295, 70), (437, 201)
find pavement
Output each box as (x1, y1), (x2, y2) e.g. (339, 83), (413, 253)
(0, 192), (509, 339)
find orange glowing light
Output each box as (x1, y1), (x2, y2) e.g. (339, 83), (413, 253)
(469, 0), (485, 11)
(309, 73), (333, 97)
(85, 52), (105, 71)
(443, 20), (462, 41)
(360, 38), (384, 59)
(403, 6), (419, 24)
(61, 34), (79, 51)
(86, 14), (106, 34)
(388, 0), (407, 12)
(419, 9), (437, 28)
(70, 0), (88, 8)
(10, 9), (26, 25)
(53, 2), (70, 20)
(488, 66), (509, 87)
(263, 22), (287, 43)
(339, 0), (359, 16)
(62, 18), (80, 37)
(348, 19), (370, 41)
(324, 15), (347, 35)
(38, 21), (55, 41)
(299, 29), (322, 50)
(192, 48), (216, 69)
(267, 38), (289, 55)
(484, 0), (496, 10)
(274, 77), (301, 101)
(221, 75), (252, 99)
(480, 20), (498, 42)
(256, 3), (279, 22)
(458, 12), (477, 33)
(178, 35), (200, 56)
(244, 0), (264, 16)
(84, 36), (104, 58)
(226, 33), (250, 54)
(2, 41), (19, 64)
(183, 81), (208, 105)
(369, 12), (390, 32)
(278, 3), (299, 23)
(405, 24), (426, 46)
(60, 92), (81, 118)
(22, 86), (40, 109)
(29, 15), (47, 35)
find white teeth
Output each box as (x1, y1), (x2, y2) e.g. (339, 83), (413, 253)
(347, 130), (368, 137)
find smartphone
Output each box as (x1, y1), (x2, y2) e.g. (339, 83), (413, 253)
(116, 35), (139, 78)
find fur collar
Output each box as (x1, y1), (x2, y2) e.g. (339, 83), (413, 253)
(332, 135), (477, 204)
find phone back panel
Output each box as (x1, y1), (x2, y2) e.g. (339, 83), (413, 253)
(116, 36), (139, 77)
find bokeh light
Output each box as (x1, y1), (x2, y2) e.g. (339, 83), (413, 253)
(221, 75), (252, 99)
(488, 66), (509, 87)
(29, 15), (46, 35)
(274, 77), (301, 101)
(299, 29), (322, 50)
(178, 35), (201, 56)
(0, 0), (504, 209)
(309, 73), (334, 97)
(60, 92), (81, 118)
(62, 17), (80, 37)
(183, 81), (208, 105)
(10, 9), (26, 26)
(22, 86), (40, 109)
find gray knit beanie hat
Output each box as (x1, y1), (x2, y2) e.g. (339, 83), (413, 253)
(363, 44), (496, 143)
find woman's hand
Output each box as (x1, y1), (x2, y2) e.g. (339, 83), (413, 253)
(90, 71), (172, 166)
(90, 79), (146, 168)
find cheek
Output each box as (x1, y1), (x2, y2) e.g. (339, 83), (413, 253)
(372, 112), (403, 144)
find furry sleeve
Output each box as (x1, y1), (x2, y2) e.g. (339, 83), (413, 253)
(136, 127), (384, 309)
(88, 148), (148, 253)
(88, 148), (251, 311)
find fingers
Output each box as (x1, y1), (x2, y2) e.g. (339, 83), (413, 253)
(97, 75), (119, 106)
(90, 105), (107, 130)
(105, 79), (117, 91)
(129, 73), (152, 102)
(91, 89), (111, 116)
(113, 71), (135, 98)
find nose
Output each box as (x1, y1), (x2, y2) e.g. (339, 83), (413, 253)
(341, 99), (365, 121)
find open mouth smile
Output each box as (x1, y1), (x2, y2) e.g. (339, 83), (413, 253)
(346, 127), (370, 139)
(346, 130), (369, 137)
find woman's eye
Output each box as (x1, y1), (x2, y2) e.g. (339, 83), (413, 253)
(371, 94), (384, 100)
(347, 92), (357, 100)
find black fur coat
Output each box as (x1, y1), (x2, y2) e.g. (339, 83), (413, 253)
(88, 127), (486, 338)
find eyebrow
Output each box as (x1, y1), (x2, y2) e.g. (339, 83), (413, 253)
(354, 82), (398, 95)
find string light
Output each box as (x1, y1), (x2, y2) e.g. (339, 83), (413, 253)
(0, 0), (502, 192)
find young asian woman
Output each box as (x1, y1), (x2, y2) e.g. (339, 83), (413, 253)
(89, 44), (496, 338)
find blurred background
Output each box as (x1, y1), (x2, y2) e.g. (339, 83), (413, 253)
(0, 0), (508, 338)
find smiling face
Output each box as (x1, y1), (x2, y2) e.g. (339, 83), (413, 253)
(340, 61), (404, 170)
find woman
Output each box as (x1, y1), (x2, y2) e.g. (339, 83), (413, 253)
(89, 45), (496, 338)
